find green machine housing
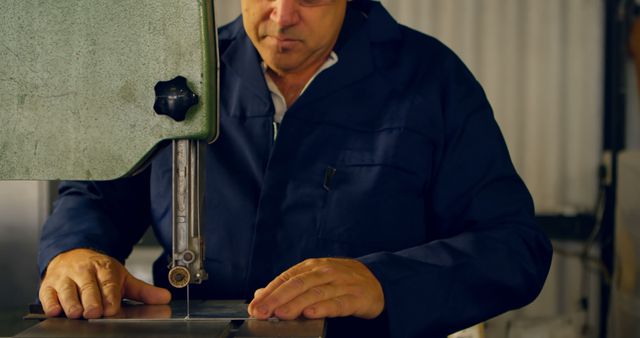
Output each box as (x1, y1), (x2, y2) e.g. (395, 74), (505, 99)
(0, 0), (218, 180)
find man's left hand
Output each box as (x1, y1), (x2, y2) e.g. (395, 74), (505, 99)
(247, 258), (385, 320)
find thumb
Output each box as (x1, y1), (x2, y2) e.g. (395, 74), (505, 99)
(123, 272), (172, 305)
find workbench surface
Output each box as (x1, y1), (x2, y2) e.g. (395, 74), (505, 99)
(6, 301), (325, 338)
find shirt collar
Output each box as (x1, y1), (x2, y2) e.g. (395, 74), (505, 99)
(260, 51), (339, 79)
(262, 52), (339, 123)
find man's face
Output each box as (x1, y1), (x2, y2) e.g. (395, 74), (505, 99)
(241, 0), (347, 75)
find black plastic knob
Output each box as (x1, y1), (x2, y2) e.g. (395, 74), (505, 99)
(153, 76), (199, 122)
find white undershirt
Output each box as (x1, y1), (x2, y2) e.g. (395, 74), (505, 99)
(262, 52), (339, 124)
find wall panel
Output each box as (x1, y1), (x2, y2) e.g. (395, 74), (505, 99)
(381, 0), (604, 213)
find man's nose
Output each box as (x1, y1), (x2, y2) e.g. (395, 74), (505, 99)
(270, 0), (301, 28)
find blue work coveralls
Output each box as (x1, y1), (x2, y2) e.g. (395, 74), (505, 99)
(39, 2), (552, 337)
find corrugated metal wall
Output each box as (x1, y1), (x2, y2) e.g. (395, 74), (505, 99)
(380, 0), (604, 215)
(215, 2), (240, 26)
(215, 0), (605, 214)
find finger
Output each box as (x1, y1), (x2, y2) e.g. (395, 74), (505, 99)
(123, 272), (171, 305)
(249, 269), (311, 318)
(258, 264), (310, 299)
(39, 285), (62, 317)
(72, 271), (104, 319)
(248, 268), (307, 317)
(248, 258), (330, 317)
(260, 258), (330, 294)
(274, 284), (346, 320)
(248, 288), (267, 318)
(253, 288), (266, 298)
(95, 263), (124, 317)
(302, 295), (359, 319)
(250, 269), (333, 319)
(55, 277), (84, 319)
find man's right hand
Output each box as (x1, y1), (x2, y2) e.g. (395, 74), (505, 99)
(39, 248), (171, 319)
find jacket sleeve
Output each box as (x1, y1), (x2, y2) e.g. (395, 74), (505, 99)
(358, 52), (553, 337)
(38, 168), (152, 277)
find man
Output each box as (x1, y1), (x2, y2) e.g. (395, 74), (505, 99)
(38, 0), (552, 337)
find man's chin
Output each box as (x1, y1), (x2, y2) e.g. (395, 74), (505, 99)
(264, 56), (306, 75)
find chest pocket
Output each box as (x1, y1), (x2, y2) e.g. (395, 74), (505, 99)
(317, 139), (432, 253)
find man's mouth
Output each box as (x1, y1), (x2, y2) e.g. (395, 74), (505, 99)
(269, 35), (299, 42)
(266, 36), (301, 51)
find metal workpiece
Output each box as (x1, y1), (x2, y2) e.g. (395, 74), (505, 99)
(15, 319), (325, 338)
(16, 301), (326, 338)
(235, 319), (326, 338)
(169, 139), (208, 288)
(15, 318), (231, 338)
